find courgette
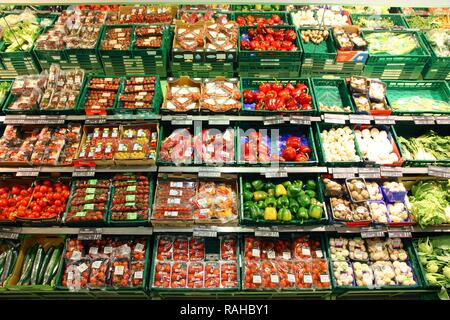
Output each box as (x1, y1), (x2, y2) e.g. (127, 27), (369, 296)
(30, 245), (44, 285)
(37, 246), (54, 285)
(17, 244), (38, 286)
(43, 244), (63, 285)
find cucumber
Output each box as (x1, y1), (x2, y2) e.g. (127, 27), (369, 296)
(43, 244), (63, 285)
(0, 251), (7, 276)
(17, 244), (38, 286)
(30, 245), (44, 285)
(37, 246), (54, 285)
(0, 250), (12, 285)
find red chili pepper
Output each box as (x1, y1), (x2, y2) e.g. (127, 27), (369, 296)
(243, 90), (254, 104)
(271, 82), (284, 93)
(254, 91), (266, 102)
(258, 83), (271, 94)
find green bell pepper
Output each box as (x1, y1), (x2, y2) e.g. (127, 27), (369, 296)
(253, 191), (268, 202)
(275, 184), (287, 197)
(306, 179), (316, 190)
(249, 203), (262, 220)
(289, 198), (299, 213)
(304, 190), (316, 199)
(296, 207), (309, 220)
(257, 201), (266, 210)
(251, 180), (264, 191)
(292, 180), (303, 189)
(267, 189), (275, 198)
(279, 208), (292, 221)
(298, 194), (311, 208)
(276, 196), (290, 209)
(310, 198), (318, 206)
(264, 197), (277, 208)
(264, 207), (277, 220)
(243, 190), (253, 202)
(243, 182), (252, 191)
(264, 182), (275, 191)
(243, 201), (253, 212)
(282, 181), (292, 190)
(287, 184), (302, 198)
(309, 205), (323, 220)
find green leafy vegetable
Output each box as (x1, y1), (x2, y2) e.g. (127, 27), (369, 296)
(398, 131), (450, 161)
(391, 96), (450, 113)
(364, 32), (420, 55)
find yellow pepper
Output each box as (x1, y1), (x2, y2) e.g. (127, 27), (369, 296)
(264, 207), (277, 220)
(275, 184), (287, 197)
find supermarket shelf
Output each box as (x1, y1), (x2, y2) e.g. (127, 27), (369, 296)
(158, 166), (329, 173)
(0, 0), (447, 8)
(0, 166), (158, 173)
(0, 115), (161, 123)
(6, 225), (448, 235)
(160, 115), (322, 123)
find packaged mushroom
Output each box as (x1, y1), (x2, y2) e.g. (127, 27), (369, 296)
(366, 182), (382, 200)
(366, 239), (389, 261)
(332, 260), (354, 286)
(392, 261), (416, 286)
(368, 201), (389, 224)
(348, 238), (368, 261)
(372, 261), (396, 286)
(368, 81), (386, 103)
(351, 203), (371, 221)
(353, 94), (370, 112)
(346, 178), (369, 202)
(352, 262), (374, 286)
(300, 29), (329, 45)
(387, 202), (409, 223)
(349, 76), (368, 93)
(386, 238), (408, 261)
(329, 237), (349, 261)
(322, 178), (345, 197)
(330, 197), (353, 221)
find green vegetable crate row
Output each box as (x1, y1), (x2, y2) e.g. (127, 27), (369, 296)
(242, 178), (324, 223)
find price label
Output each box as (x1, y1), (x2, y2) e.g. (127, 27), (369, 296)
(73, 167), (96, 177)
(380, 166), (403, 178)
(270, 274), (279, 284)
(358, 167), (381, 179)
(323, 113), (347, 124)
(287, 273), (296, 283)
(252, 275), (262, 284)
(4, 115), (26, 124)
(282, 251), (291, 260)
(134, 271), (144, 279)
(264, 168), (288, 178)
(413, 116), (435, 125)
(171, 116), (193, 125)
(16, 167), (40, 177)
(428, 166), (450, 179)
(374, 116), (395, 125)
(290, 115), (311, 125)
(320, 274), (330, 283)
(361, 227), (385, 238)
(315, 250), (323, 258)
(301, 248), (311, 256)
(78, 228), (102, 240)
(198, 168), (221, 178)
(263, 115), (285, 126)
(37, 115), (66, 124)
(388, 230), (412, 238)
(252, 248), (260, 257)
(85, 116), (107, 125)
(0, 227), (20, 239)
(255, 227), (279, 238)
(209, 117), (230, 125)
(267, 250), (276, 259)
(193, 227), (217, 238)
(435, 116), (450, 125)
(331, 167), (357, 179)
(349, 114), (372, 124)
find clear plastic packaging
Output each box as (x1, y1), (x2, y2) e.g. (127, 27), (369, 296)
(372, 261), (396, 286)
(332, 260), (354, 286)
(366, 239), (390, 261)
(352, 261), (374, 286)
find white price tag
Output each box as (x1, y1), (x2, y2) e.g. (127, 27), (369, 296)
(104, 246), (113, 254)
(388, 231), (412, 238)
(135, 243), (145, 253)
(16, 167), (40, 177)
(267, 250), (276, 259)
(134, 270), (144, 279)
(320, 274), (330, 283)
(252, 248), (260, 257)
(77, 263), (88, 273)
(323, 113), (348, 124)
(288, 273), (296, 283)
(114, 265), (125, 276)
(270, 274), (279, 284)
(252, 275), (262, 284)
(380, 166), (403, 178)
(303, 273), (313, 284)
(349, 114), (371, 124)
(374, 116), (395, 125)
(428, 166), (450, 179)
(302, 248), (311, 256)
(290, 115), (312, 125)
(435, 116), (450, 125)
(315, 250), (323, 258)
(263, 115), (285, 125)
(413, 116), (435, 125)
(282, 251), (291, 260)
(89, 247), (98, 255)
(71, 251), (82, 261)
(92, 260), (102, 269)
(358, 167), (381, 179)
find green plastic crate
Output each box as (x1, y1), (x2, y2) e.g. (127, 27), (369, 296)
(314, 122), (364, 167)
(362, 30), (431, 64)
(238, 63), (299, 78)
(420, 31), (450, 80)
(240, 77), (316, 115)
(350, 14), (408, 29)
(298, 27), (337, 61)
(311, 78), (355, 114)
(239, 174), (328, 226)
(115, 75), (163, 116)
(236, 123), (318, 166)
(62, 178), (113, 227)
(384, 80), (450, 115)
(149, 234), (241, 293)
(232, 4), (286, 11)
(391, 123), (450, 167)
(363, 63), (426, 80)
(107, 174), (154, 227)
(76, 75), (123, 115)
(171, 62), (235, 78)
(327, 235), (423, 291)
